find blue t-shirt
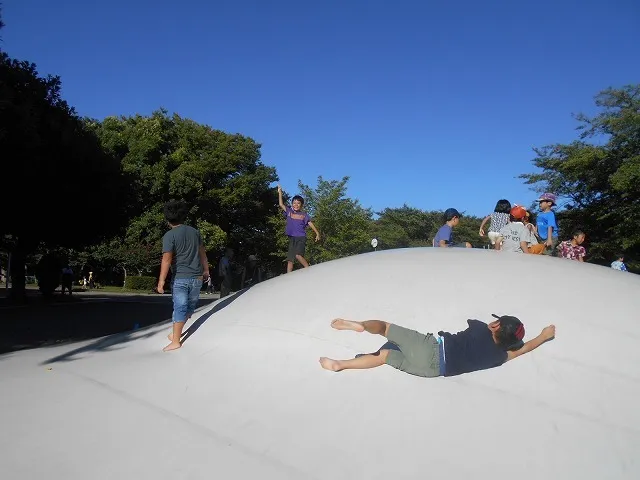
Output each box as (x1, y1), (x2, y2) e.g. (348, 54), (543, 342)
(536, 211), (558, 240)
(434, 224), (453, 246)
(439, 320), (508, 377)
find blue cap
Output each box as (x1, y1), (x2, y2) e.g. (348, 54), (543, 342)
(444, 208), (461, 220)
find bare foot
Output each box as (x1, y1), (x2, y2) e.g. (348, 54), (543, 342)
(163, 342), (182, 352)
(319, 357), (343, 371)
(330, 318), (365, 332)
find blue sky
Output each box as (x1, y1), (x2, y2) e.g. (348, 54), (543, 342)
(3, 0), (639, 217)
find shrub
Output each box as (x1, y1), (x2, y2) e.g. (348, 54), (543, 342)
(124, 275), (156, 291)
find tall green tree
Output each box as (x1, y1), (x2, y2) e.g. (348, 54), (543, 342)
(296, 176), (374, 263)
(520, 85), (640, 269)
(373, 205), (435, 249)
(0, 41), (125, 299)
(89, 110), (281, 274)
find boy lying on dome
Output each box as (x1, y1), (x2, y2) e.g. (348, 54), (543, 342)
(319, 315), (555, 377)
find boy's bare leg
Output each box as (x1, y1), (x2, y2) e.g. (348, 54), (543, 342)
(330, 318), (390, 336)
(321, 318), (392, 370)
(164, 321), (185, 351)
(167, 315), (191, 342)
(296, 254), (310, 268)
(286, 261), (294, 273)
(320, 350), (389, 372)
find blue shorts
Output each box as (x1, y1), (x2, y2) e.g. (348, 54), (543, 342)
(172, 277), (203, 323)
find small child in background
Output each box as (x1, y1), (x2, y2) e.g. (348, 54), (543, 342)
(277, 185), (321, 273)
(557, 230), (586, 262)
(479, 199), (511, 246)
(611, 254), (628, 272)
(536, 193), (559, 255)
(495, 205), (533, 254)
(434, 208), (472, 248)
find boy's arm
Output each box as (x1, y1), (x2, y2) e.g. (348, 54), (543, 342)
(506, 325), (555, 361)
(158, 252), (173, 292)
(439, 226), (453, 247)
(546, 226), (553, 246)
(158, 234), (174, 293)
(199, 245), (210, 280)
(277, 185), (287, 212)
(308, 221), (321, 241)
(520, 240), (530, 253)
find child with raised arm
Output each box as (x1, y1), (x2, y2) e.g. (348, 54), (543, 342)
(277, 184), (320, 273)
(157, 200), (210, 352)
(320, 314), (555, 378)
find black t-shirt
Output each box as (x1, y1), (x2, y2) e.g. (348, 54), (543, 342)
(439, 319), (508, 377)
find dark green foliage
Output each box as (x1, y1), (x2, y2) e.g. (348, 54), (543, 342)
(124, 276), (157, 291)
(520, 85), (640, 271)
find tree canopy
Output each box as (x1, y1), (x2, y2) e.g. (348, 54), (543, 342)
(520, 85), (640, 269)
(2, 11), (637, 302)
(85, 110), (281, 280)
(0, 38), (127, 298)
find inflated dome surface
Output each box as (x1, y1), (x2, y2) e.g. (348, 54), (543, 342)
(2, 248), (639, 479)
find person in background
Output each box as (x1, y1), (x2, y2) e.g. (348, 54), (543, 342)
(218, 247), (235, 298)
(611, 254), (628, 272)
(494, 205), (533, 254)
(557, 230), (587, 262)
(479, 199), (511, 246)
(277, 185), (321, 272)
(61, 265), (74, 295)
(536, 193), (559, 255)
(241, 255), (263, 288)
(433, 208), (472, 248)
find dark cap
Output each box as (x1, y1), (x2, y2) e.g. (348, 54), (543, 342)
(491, 313), (525, 350)
(444, 208), (462, 220)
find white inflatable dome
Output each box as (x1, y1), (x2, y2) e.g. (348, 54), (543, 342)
(2, 248), (639, 479)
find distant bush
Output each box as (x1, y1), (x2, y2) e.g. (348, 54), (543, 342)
(124, 275), (156, 291)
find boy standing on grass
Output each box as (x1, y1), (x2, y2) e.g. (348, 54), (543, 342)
(277, 184), (320, 273)
(157, 200), (210, 352)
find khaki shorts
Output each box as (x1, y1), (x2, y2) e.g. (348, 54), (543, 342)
(384, 324), (441, 377)
(540, 236), (559, 256)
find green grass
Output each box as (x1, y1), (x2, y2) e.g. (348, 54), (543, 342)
(95, 285), (155, 294)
